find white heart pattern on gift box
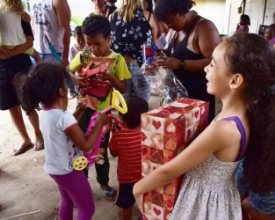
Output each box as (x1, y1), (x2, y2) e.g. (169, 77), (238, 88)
(151, 204), (164, 220)
(142, 131), (164, 150)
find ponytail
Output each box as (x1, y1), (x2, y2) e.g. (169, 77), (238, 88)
(224, 33), (275, 195)
(14, 63), (70, 115)
(242, 91), (275, 195)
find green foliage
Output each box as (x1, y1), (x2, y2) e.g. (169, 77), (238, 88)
(70, 15), (85, 26)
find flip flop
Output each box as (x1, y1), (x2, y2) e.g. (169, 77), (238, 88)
(34, 141), (44, 151)
(101, 188), (117, 202)
(10, 143), (33, 156)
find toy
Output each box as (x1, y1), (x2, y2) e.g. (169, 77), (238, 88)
(85, 89), (127, 167)
(108, 113), (124, 130)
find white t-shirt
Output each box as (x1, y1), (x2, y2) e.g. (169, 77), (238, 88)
(69, 44), (89, 61)
(0, 3), (26, 46)
(41, 109), (83, 175)
(29, 0), (63, 54)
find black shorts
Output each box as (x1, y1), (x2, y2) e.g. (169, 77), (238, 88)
(0, 54), (32, 110)
(116, 182), (136, 209)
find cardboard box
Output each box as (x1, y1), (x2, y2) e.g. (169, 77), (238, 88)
(141, 98), (209, 220)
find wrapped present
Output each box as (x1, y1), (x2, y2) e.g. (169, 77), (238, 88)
(141, 98), (209, 220)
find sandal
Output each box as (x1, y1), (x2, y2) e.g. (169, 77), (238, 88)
(101, 188), (117, 202)
(34, 141), (44, 151)
(10, 143), (33, 156)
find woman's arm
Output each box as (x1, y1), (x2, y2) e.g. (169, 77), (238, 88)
(133, 120), (241, 210)
(9, 35), (33, 56)
(9, 20), (34, 56)
(185, 19), (221, 72)
(156, 20), (221, 72)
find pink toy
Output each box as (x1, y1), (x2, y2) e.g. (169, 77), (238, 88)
(84, 112), (106, 168)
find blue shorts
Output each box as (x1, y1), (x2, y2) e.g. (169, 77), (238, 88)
(115, 182), (136, 209)
(126, 63), (151, 102)
(236, 162), (275, 215)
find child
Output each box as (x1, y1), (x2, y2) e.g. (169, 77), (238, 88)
(69, 26), (89, 62)
(14, 62), (110, 220)
(0, 0), (41, 63)
(133, 33), (275, 219)
(236, 14), (250, 33)
(109, 95), (149, 220)
(69, 26), (89, 98)
(105, 0), (117, 18)
(69, 15), (132, 202)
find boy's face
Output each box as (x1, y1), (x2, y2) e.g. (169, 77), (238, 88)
(75, 34), (85, 49)
(84, 34), (111, 57)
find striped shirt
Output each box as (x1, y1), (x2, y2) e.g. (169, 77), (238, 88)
(109, 128), (142, 183)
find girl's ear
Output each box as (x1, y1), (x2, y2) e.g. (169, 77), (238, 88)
(59, 86), (67, 97)
(229, 73), (245, 90)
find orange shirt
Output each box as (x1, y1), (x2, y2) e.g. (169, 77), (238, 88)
(109, 128), (142, 183)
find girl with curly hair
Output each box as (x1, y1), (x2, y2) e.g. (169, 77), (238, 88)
(14, 63), (110, 220)
(133, 33), (275, 219)
(0, 0), (41, 62)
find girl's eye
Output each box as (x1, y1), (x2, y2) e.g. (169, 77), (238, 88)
(210, 63), (213, 67)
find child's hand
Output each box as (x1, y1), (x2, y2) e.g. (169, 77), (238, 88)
(78, 96), (87, 110)
(110, 120), (118, 133)
(96, 113), (110, 126)
(97, 69), (115, 82)
(71, 74), (89, 87)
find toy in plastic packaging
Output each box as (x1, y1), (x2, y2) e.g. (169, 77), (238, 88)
(139, 51), (188, 104)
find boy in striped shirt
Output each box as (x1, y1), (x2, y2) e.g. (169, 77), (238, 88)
(109, 95), (149, 220)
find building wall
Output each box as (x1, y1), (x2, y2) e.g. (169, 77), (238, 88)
(227, 0), (275, 36)
(193, 0), (227, 34)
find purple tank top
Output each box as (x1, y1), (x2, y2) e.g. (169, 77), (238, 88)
(222, 116), (247, 161)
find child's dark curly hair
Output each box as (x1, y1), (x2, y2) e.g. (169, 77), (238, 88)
(82, 15), (111, 38)
(225, 33), (275, 195)
(154, 0), (195, 21)
(120, 95), (149, 129)
(14, 63), (71, 115)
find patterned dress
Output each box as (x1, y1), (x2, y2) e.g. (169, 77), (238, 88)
(171, 116), (245, 220)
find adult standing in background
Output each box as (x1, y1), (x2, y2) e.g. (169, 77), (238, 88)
(0, 20), (44, 155)
(29, 0), (71, 66)
(91, 0), (106, 16)
(154, 0), (221, 122)
(110, 0), (159, 101)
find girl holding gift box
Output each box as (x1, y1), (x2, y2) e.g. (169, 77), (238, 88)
(14, 63), (109, 220)
(133, 33), (275, 219)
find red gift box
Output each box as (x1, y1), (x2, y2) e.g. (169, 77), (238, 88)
(141, 98), (209, 220)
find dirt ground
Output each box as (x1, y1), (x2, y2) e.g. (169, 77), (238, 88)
(0, 94), (163, 220)
(0, 94), (221, 220)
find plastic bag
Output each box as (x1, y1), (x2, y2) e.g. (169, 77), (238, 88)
(139, 56), (188, 105)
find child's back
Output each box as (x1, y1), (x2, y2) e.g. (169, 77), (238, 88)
(109, 95), (149, 220)
(109, 127), (142, 183)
